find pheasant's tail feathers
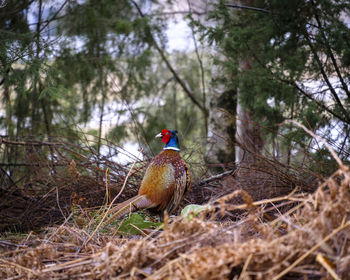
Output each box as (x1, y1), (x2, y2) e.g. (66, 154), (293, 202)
(104, 195), (154, 225)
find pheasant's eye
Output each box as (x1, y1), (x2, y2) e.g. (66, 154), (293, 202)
(162, 129), (169, 135)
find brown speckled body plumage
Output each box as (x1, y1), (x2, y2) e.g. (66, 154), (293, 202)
(138, 149), (190, 214)
(110, 130), (190, 220)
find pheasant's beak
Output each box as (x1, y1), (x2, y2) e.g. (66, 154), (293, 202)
(155, 132), (163, 138)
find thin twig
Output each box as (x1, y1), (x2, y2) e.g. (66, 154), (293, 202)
(284, 120), (344, 168)
(56, 185), (66, 219)
(81, 159), (138, 248)
(224, 4), (271, 14)
(46, 212), (73, 241)
(0, 138), (62, 146)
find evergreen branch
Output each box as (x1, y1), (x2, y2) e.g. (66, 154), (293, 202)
(242, 41), (350, 125)
(131, 0), (208, 116)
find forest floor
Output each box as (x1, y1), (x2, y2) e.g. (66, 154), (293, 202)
(1, 165), (349, 279)
(0, 138), (350, 279)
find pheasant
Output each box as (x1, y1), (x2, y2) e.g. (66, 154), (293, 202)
(110, 129), (190, 220)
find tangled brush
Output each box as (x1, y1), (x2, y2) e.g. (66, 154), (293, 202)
(1, 122), (349, 279)
(1, 162), (349, 279)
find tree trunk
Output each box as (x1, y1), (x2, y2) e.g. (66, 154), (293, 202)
(235, 60), (264, 164)
(206, 88), (236, 173)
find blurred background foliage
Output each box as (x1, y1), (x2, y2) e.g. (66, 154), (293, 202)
(1, 0), (350, 180)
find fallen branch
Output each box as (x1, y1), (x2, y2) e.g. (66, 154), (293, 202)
(193, 170), (235, 187)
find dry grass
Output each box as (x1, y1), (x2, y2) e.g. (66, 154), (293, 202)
(1, 162), (349, 279)
(1, 125), (349, 279)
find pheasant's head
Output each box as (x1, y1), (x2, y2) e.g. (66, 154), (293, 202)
(155, 129), (180, 152)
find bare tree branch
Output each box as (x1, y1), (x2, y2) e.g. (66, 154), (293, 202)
(304, 31), (350, 122)
(225, 4), (271, 14)
(193, 169), (234, 187)
(131, 0), (208, 116)
(0, 138), (62, 146)
(149, 10), (207, 17)
(38, 0), (69, 34)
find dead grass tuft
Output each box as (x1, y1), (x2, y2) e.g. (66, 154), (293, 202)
(1, 164), (349, 279)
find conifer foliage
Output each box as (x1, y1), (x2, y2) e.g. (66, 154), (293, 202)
(204, 0), (350, 169)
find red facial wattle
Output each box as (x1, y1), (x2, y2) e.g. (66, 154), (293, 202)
(161, 129), (171, 143)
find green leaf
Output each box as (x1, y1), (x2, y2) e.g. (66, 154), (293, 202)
(181, 204), (210, 221)
(118, 213), (162, 235)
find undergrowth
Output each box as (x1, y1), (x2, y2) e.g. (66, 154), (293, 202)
(0, 125), (349, 279)
(1, 164), (349, 279)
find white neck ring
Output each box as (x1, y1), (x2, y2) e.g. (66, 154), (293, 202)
(163, 147), (180, 152)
